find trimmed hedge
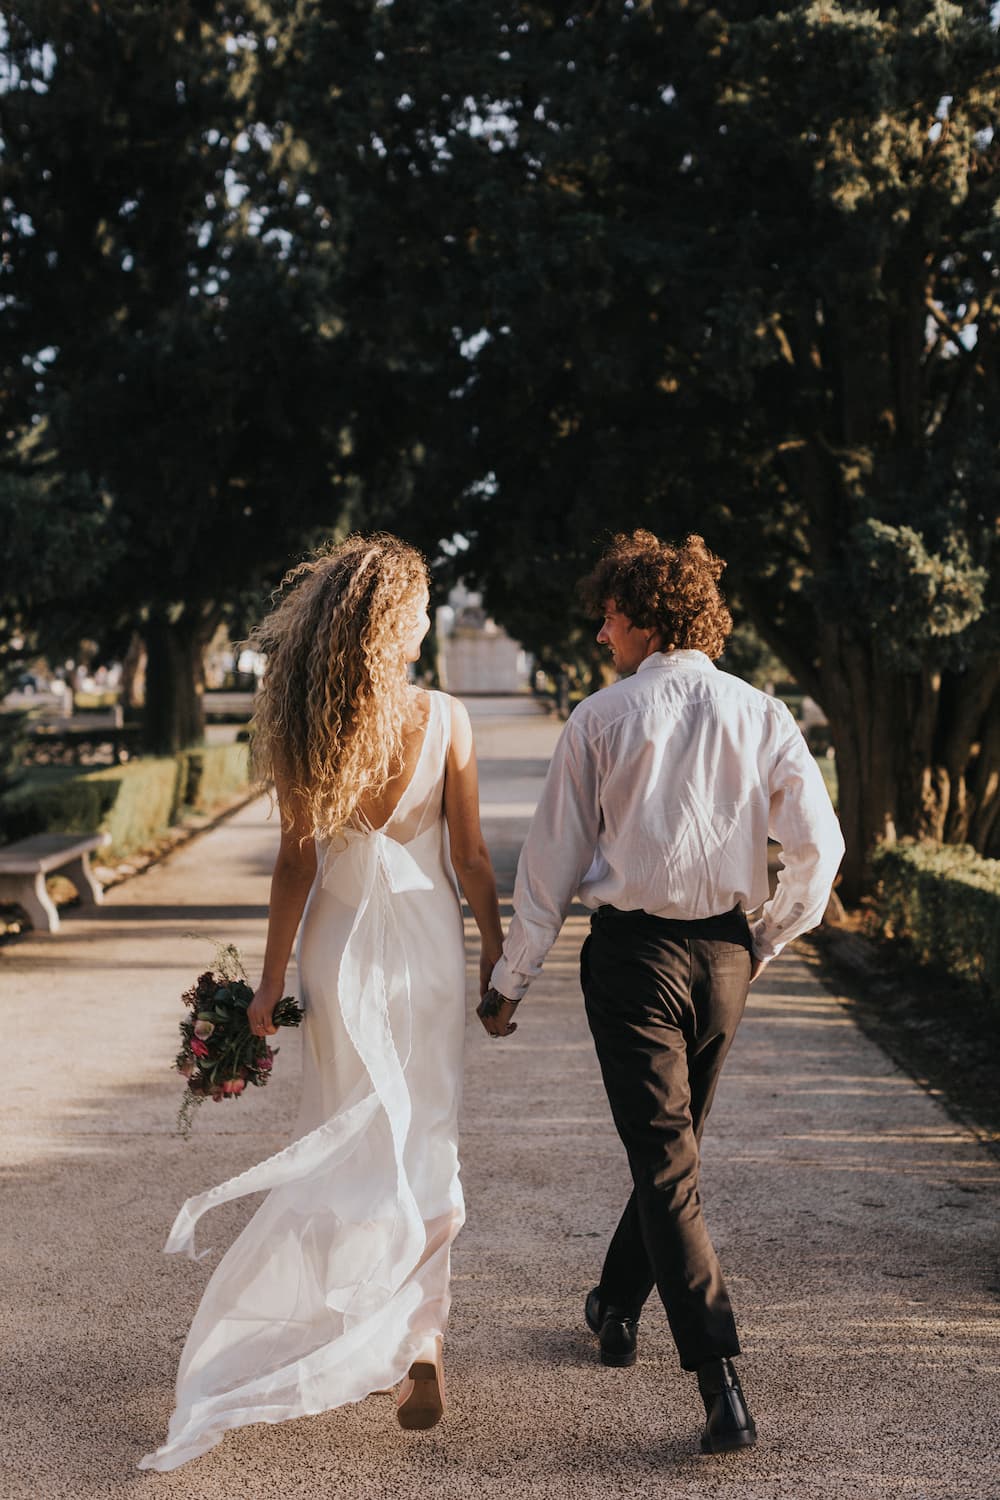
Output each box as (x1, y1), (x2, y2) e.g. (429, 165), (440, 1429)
(0, 770), (120, 846)
(180, 742), (249, 810)
(0, 709), (33, 791)
(87, 758), (186, 855)
(0, 744), (251, 860)
(871, 840), (1000, 1007)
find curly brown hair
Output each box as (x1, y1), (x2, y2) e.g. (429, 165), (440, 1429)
(248, 533), (429, 837)
(579, 529), (733, 660)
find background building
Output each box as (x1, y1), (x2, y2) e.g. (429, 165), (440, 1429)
(435, 585), (531, 695)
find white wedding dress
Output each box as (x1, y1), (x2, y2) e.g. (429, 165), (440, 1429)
(140, 691), (467, 1471)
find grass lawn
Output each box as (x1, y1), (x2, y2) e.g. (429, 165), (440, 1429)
(816, 753), (838, 808)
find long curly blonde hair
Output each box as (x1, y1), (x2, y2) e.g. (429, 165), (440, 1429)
(248, 533), (430, 837)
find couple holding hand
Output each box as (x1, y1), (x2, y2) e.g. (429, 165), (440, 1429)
(141, 528), (843, 1472)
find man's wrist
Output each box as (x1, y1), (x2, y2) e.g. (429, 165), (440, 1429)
(490, 987), (519, 1003)
(488, 956), (530, 1002)
(479, 987), (520, 1018)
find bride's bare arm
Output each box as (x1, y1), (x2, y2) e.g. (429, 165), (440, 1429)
(443, 697), (504, 996)
(248, 770), (317, 1037)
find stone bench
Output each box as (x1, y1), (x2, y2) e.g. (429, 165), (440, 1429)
(0, 832), (111, 934)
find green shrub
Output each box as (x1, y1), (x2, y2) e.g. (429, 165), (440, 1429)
(0, 757), (182, 859)
(84, 758), (185, 855)
(0, 709), (32, 791)
(182, 742), (250, 810)
(871, 841), (1000, 1007)
(0, 770), (119, 844)
(0, 742), (251, 859)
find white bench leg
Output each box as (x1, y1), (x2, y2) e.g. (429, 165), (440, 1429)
(0, 872), (60, 934)
(63, 853), (104, 908)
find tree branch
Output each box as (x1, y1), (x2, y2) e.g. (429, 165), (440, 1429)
(737, 581), (823, 705)
(924, 298), (976, 359)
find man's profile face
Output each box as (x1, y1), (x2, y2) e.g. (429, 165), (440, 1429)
(596, 598), (659, 675)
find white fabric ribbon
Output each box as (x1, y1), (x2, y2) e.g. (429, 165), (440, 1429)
(164, 828), (434, 1269)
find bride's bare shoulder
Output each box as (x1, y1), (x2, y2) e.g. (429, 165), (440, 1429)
(402, 686), (433, 735)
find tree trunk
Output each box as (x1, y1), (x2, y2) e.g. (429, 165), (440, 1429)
(818, 647), (899, 904)
(817, 627), (1000, 901)
(142, 609), (210, 755)
(968, 691), (1000, 857)
(120, 631), (146, 714)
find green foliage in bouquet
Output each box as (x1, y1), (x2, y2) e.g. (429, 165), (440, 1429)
(175, 943), (302, 1138)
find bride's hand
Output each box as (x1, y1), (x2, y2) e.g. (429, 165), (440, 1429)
(479, 948), (501, 998)
(248, 980), (283, 1038)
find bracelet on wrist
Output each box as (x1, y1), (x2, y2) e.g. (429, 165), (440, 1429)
(489, 988), (520, 1006)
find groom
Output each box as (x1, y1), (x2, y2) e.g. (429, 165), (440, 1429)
(479, 529), (844, 1454)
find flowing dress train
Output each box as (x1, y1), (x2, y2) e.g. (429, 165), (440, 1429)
(139, 691), (466, 1470)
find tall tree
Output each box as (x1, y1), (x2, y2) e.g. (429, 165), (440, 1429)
(698, 1), (1000, 895)
(407, 0), (1000, 896)
(2, 2), (345, 751)
(0, 440), (114, 696)
(5, 0), (998, 894)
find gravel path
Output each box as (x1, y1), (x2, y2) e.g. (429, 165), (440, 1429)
(1, 699), (997, 1500)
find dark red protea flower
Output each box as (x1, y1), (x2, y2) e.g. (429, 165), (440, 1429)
(175, 951), (303, 1136)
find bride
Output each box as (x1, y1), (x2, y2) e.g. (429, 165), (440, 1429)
(140, 533), (504, 1470)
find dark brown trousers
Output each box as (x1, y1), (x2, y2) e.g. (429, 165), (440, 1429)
(581, 903), (752, 1371)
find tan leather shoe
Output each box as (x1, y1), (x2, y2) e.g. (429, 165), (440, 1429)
(396, 1337), (445, 1430)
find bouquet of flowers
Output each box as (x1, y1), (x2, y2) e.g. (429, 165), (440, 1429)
(175, 943), (303, 1137)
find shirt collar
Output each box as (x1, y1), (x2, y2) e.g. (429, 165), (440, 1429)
(636, 649), (717, 675)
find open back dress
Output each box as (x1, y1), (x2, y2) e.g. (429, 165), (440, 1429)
(140, 690), (467, 1471)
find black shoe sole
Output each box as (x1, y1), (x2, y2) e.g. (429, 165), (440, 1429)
(586, 1288), (639, 1366)
(700, 1427), (757, 1454)
(600, 1346), (637, 1368)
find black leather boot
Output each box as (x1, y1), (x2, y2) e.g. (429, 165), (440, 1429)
(585, 1287), (639, 1368)
(697, 1357), (757, 1453)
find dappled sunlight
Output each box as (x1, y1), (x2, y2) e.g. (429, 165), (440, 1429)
(760, 1074), (912, 1091)
(749, 991), (847, 1011)
(3, 732), (998, 1498)
(751, 1011), (856, 1027)
(462, 1117), (610, 1132)
(779, 1126), (982, 1144)
(768, 1085), (915, 1099)
(720, 1152), (995, 1180)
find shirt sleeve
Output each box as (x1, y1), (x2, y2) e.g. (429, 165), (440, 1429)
(490, 712), (602, 1000)
(750, 716), (845, 963)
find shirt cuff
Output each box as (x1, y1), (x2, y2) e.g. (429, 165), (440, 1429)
(750, 918), (786, 965)
(490, 956), (531, 1002)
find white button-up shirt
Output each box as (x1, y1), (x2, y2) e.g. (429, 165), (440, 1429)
(491, 649), (845, 1000)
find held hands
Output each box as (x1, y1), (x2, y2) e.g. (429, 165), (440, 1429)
(479, 948), (500, 1000)
(477, 986), (520, 1038)
(477, 942), (518, 1038)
